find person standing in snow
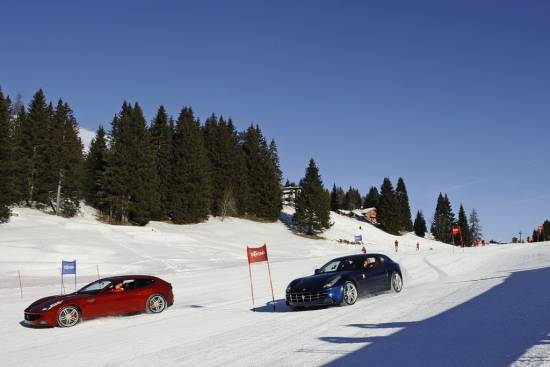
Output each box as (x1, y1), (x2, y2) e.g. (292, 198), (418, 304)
(394, 240), (398, 252)
(361, 246), (367, 254)
(416, 241), (420, 251)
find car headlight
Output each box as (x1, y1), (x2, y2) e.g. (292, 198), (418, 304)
(41, 300), (63, 311)
(323, 276), (342, 289)
(286, 285), (292, 293)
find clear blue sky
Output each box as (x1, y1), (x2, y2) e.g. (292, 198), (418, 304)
(1, 0), (548, 242)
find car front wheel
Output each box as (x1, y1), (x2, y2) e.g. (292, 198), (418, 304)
(342, 282), (358, 305)
(57, 306), (81, 327)
(391, 272), (403, 293)
(146, 294), (167, 314)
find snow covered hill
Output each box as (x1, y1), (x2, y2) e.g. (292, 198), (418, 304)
(1, 207), (549, 366)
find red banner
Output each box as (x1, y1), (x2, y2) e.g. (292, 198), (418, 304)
(247, 245), (268, 264)
(538, 225), (544, 232)
(452, 227), (460, 235)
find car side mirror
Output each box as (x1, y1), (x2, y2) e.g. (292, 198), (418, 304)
(314, 269), (320, 275)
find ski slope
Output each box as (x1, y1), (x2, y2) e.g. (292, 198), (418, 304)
(0, 207), (549, 367)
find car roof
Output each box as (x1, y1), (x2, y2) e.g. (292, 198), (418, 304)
(101, 275), (160, 282)
(330, 253), (387, 262)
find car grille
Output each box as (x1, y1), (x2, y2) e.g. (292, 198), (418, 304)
(24, 313), (40, 321)
(286, 291), (329, 303)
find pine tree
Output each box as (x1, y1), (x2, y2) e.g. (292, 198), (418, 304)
(10, 99), (27, 203)
(293, 159), (331, 234)
(532, 229), (538, 243)
(363, 186), (380, 208)
(431, 193), (455, 244)
(330, 184), (339, 211)
(33, 101), (59, 207)
(50, 100), (84, 216)
(84, 126), (109, 212)
(268, 139), (282, 185)
(413, 210), (427, 237)
(330, 184), (345, 211)
(457, 204), (471, 246)
(469, 208), (482, 242)
(377, 178), (400, 235)
(396, 177), (413, 232)
(0, 88), (13, 222)
(228, 118), (248, 216)
(107, 102), (159, 225)
(444, 194), (456, 236)
(344, 187), (361, 211)
(204, 115), (247, 218)
(170, 107), (212, 224)
(241, 125), (281, 221)
(19, 89), (51, 205)
(543, 220), (550, 242)
(149, 105), (173, 220)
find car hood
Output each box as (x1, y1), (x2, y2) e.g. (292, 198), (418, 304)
(288, 272), (350, 292)
(25, 293), (88, 312)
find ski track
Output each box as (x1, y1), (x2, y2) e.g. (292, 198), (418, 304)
(1, 207), (549, 366)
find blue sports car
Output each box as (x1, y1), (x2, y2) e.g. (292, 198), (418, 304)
(285, 253), (403, 308)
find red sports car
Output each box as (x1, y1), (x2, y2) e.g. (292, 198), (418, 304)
(23, 275), (174, 327)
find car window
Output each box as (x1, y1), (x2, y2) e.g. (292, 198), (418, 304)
(338, 259), (356, 271)
(363, 257), (380, 269)
(134, 278), (155, 289)
(122, 279), (136, 290)
(78, 279), (112, 294)
(319, 260), (341, 273)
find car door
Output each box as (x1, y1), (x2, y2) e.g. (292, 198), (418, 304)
(365, 256), (388, 293)
(354, 256), (371, 295)
(121, 279), (152, 313)
(87, 280), (132, 317)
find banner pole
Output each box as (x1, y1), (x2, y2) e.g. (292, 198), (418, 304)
(96, 264), (100, 280)
(451, 230), (454, 254)
(60, 268), (63, 295)
(74, 273), (77, 293)
(248, 261), (256, 312)
(18, 270), (23, 298)
(266, 258), (276, 312)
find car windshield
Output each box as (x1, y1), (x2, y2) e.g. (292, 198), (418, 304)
(318, 258), (356, 273)
(77, 279), (113, 295)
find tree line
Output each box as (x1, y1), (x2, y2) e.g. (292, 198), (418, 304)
(0, 88), (83, 221)
(0, 88), (282, 225)
(306, 173), (483, 245)
(430, 193), (482, 246)
(328, 177), (414, 236)
(530, 220), (550, 242)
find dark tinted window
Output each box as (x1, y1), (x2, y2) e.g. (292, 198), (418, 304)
(134, 278), (155, 289)
(339, 258), (357, 271)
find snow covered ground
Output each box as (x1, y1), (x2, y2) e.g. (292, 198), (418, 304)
(0, 207), (549, 366)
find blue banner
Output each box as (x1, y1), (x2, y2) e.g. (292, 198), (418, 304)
(62, 260), (76, 275)
(354, 235), (362, 242)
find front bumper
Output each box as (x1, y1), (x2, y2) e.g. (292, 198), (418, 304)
(23, 311), (57, 327)
(286, 285), (343, 307)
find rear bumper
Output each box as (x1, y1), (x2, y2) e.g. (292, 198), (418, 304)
(286, 286), (343, 307)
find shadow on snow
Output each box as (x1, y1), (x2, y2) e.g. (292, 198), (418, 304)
(252, 298), (331, 313)
(320, 266), (550, 366)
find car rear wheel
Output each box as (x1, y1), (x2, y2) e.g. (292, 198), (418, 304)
(57, 306), (80, 327)
(342, 282), (358, 305)
(146, 294), (167, 314)
(391, 272), (403, 293)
